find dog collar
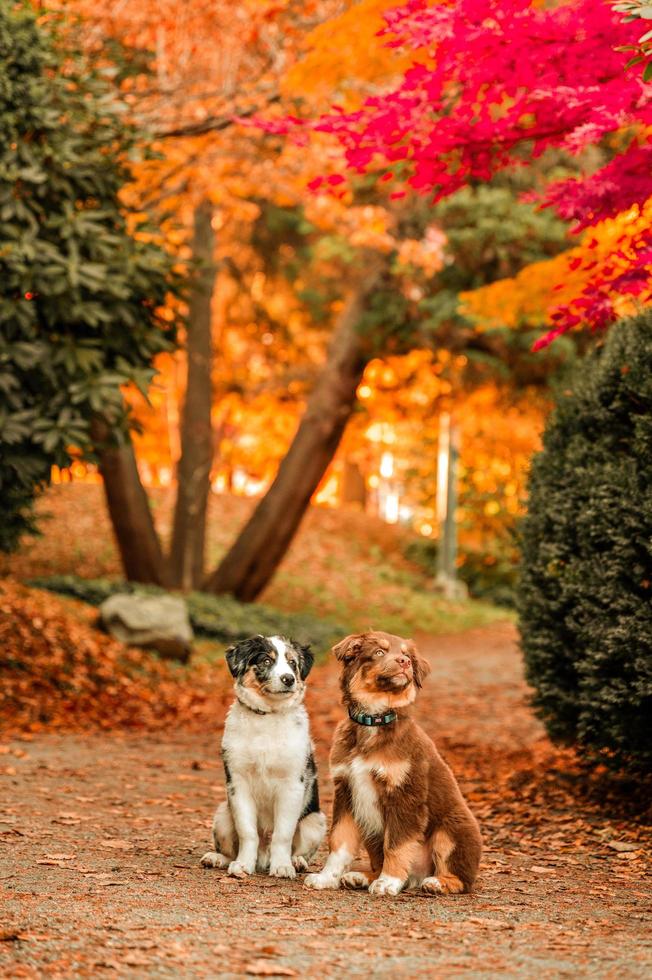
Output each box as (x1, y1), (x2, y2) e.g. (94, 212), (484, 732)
(235, 694), (270, 716)
(348, 707), (397, 727)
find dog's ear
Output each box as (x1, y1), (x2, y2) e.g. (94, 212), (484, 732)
(296, 643), (314, 680)
(402, 639), (430, 688)
(225, 641), (246, 678)
(225, 636), (261, 678)
(332, 633), (364, 663)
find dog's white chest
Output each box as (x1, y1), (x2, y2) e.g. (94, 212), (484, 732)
(335, 756), (384, 838)
(223, 703), (309, 781)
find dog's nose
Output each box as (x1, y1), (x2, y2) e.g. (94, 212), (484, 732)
(396, 655), (410, 668)
(280, 673), (295, 687)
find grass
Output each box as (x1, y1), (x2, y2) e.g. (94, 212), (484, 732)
(3, 484), (511, 643)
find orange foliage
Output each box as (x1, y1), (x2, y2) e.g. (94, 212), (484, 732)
(461, 200), (652, 333)
(47, 0), (544, 552)
(283, 0), (410, 107)
(0, 580), (216, 735)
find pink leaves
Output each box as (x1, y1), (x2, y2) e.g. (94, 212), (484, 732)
(309, 0), (648, 208)
(544, 144), (652, 228)
(313, 0), (652, 338)
(260, 0), (652, 340)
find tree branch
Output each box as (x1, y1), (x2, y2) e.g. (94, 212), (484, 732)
(154, 93), (280, 140)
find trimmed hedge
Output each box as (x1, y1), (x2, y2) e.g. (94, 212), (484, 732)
(29, 576), (344, 655)
(518, 312), (652, 772)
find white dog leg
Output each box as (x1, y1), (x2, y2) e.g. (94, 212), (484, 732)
(200, 801), (236, 868)
(304, 844), (357, 890)
(269, 786), (305, 879)
(292, 810), (327, 870)
(228, 779), (259, 877)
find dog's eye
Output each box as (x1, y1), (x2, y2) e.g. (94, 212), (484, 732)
(374, 649), (385, 658)
(287, 659), (296, 668)
(262, 657), (272, 666)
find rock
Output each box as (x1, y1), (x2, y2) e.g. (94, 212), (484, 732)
(433, 572), (469, 602)
(99, 593), (193, 662)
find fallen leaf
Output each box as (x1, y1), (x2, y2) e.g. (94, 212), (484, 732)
(245, 961), (298, 977)
(467, 917), (514, 929)
(607, 841), (640, 853)
(100, 839), (133, 851)
(122, 953), (151, 966)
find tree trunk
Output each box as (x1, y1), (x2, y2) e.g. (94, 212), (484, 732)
(341, 459), (367, 509)
(94, 419), (171, 586)
(169, 200), (217, 589)
(204, 260), (383, 601)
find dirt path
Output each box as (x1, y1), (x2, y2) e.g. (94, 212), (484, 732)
(1, 624), (650, 978)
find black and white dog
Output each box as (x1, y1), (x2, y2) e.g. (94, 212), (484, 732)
(201, 635), (326, 878)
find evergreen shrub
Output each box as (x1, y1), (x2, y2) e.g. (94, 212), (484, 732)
(518, 312), (652, 771)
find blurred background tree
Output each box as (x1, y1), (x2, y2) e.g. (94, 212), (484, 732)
(0, 1), (181, 566)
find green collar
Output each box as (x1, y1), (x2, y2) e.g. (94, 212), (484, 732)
(348, 707), (397, 727)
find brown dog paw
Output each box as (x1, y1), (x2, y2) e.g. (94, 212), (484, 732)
(422, 874), (465, 895)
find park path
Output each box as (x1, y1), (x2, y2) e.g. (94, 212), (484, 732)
(1, 623), (650, 978)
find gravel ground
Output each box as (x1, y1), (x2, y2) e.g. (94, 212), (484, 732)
(1, 623), (650, 978)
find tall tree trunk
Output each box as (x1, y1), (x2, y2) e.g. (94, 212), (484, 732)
(169, 200), (217, 589)
(93, 419), (171, 586)
(204, 260), (383, 601)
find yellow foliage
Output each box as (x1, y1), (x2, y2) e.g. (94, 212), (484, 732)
(461, 198), (652, 331)
(283, 0), (411, 107)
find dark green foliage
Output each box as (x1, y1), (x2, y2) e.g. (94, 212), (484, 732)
(28, 576), (345, 654)
(0, 3), (180, 550)
(432, 186), (568, 292)
(518, 312), (652, 771)
(404, 538), (518, 607)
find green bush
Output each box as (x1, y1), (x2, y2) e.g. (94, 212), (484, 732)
(518, 312), (652, 772)
(28, 576), (345, 655)
(404, 538), (518, 607)
(0, 3), (180, 550)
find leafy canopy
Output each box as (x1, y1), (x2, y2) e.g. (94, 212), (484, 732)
(279, 0), (652, 343)
(0, 2), (181, 550)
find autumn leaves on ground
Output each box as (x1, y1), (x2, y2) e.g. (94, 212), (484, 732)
(1, 492), (651, 978)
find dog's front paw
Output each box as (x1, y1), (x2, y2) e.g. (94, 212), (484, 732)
(421, 875), (443, 894)
(292, 855), (309, 873)
(341, 871), (369, 890)
(422, 873), (464, 894)
(304, 871), (340, 890)
(228, 860), (254, 878)
(200, 850), (229, 869)
(269, 861), (296, 879)
(369, 874), (404, 897)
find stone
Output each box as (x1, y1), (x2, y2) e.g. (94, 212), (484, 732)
(99, 593), (193, 662)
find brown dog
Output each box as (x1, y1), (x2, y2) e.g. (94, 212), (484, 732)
(305, 630), (482, 897)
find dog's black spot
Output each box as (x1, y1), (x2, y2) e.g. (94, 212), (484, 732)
(222, 752), (233, 787)
(300, 751), (320, 818)
(225, 635), (276, 682)
(297, 643), (314, 680)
